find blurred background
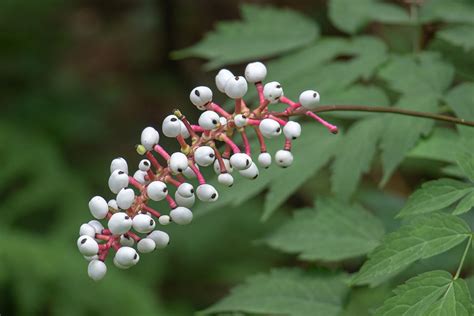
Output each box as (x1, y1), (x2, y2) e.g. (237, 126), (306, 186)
(1, 0), (473, 315)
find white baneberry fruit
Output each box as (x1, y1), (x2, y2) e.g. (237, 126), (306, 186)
(299, 90), (320, 109)
(275, 150), (294, 168)
(175, 192), (195, 208)
(177, 183), (194, 198)
(108, 170), (129, 194)
(120, 234), (134, 247)
(162, 115), (181, 138)
(263, 81), (283, 103)
(239, 162), (259, 179)
(133, 170), (148, 185)
(108, 212), (133, 235)
(234, 114), (248, 128)
(169, 152), (189, 173)
(219, 116), (228, 126)
(88, 220), (104, 234)
(218, 173), (234, 187)
(138, 159), (151, 171)
(194, 146), (215, 167)
(77, 235), (99, 256)
(148, 230), (170, 249)
(198, 111), (220, 130)
(182, 165), (197, 178)
(215, 69), (233, 93)
(84, 254), (99, 262)
(116, 188), (135, 210)
(180, 121), (190, 138)
(170, 207), (193, 225)
(283, 121), (302, 140)
(132, 213), (155, 233)
(110, 157), (128, 174)
(258, 152), (272, 168)
(190, 86), (212, 110)
(196, 184), (219, 202)
(230, 153), (252, 170)
(141, 127), (160, 150)
(224, 76), (248, 99)
(137, 238), (156, 253)
(88, 260), (107, 281)
(88, 196), (108, 219)
(147, 181), (168, 201)
(259, 118), (282, 138)
(113, 257), (130, 270)
(213, 158), (233, 174)
(115, 246), (139, 267)
(245, 61), (267, 83)
(158, 215), (171, 225)
(108, 199), (118, 211)
(79, 223), (96, 238)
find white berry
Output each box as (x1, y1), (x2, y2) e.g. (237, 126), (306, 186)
(225, 76), (248, 99)
(147, 181), (168, 201)
(162, 115), (182, 138)
(182, 165), (197, 178)
(258, 152), (272, 168)
(120, 234), (134, 247)
(198, 111), (221, 130)
(275, 150), (294, 168)
(263, 81), (283, 103)
(194, 146), (216, 167)
(88, 196), (108, 219)
(108, 170), (129, 194)
(108, 212), (133, 235)
(169, 152), (189, 173)
(116, 188), (135, 210)
(132, 213), (155, 233)
(158, 215), (171, 225)
(230, 153), (252, 170)
(115, 246), (139, 267)
(77, 235), (99, 256)
(218, 173), (234, 187)
(177, 183), (194, 198)
(239, 162), (259, 179)
(79, 223), (96, 238)
(234, 114), (248, 128)
(137, 238), (156, 253)
(259, 119), (282, 138)
(88, 220), (104, 234)
(141, 127), (159, 150)
(110, 157), (128, 174)
(245, 61), (267, 83)
(170, 206), (193, 225)
(190, 86), (212, 110)
(283, 121), (302, 140)
(299, 90), (320, 109)
(148, 230), (170, 249)
(215, 69), (234, 93)
(133, 170), (148, 185)
(214, 158), (233, 174)
(88, 260), (107, 281)
(196, 184), (219, 202)
(175, 192), (195, 208)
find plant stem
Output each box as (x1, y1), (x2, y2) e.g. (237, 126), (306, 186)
(274, 105), (474, 128)
(454, 235), (472, 280)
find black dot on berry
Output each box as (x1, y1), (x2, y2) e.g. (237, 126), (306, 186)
(178, 168), (183, 172)
(190, 189), (194, 194)
(144, 161), (149, 166)
(276, 84), (281, 88)
(276, 128), (281, 133)
(245, 159), (250, 166)
(293, 136), (297, 140)
(313, 93), (317, 98)
(253, 174), (259, 179)
(125, 235), (130, 239)
(242, 115), (246, 119)
(212, 120), (218, 124)
(171, 117), (177, 122)
(134, 254), (138, 260)
(211, 193), (217, 199)
(194, 89), (200, 97)
(118, 171), (124, 175)
(125, 216), (130, 220)
(209, 154), (215, 158)
(81, 238), (87, 244)
(163, 188), (168, 192)
(150, 219), (154, 226)
(234, 76), (239, 80)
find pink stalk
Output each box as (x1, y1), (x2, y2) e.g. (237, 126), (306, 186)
(247, 118), (261, 126)
(95, 234), (110, 241)
(146, 152), (162, 170)
(154, 145), (171, 160)
(191, 125), (205, 133)
(256, 82), (265, 105)
(128, 176), (143, 190)
(98, 237), (116, 261)
(164, 175), (182, 188)
(102, 229), (112, 235)
(146, 169), (155, 181)
(240, 130), (251, 155)
(284, 139), (292, 151)
(218, 134), (241, 153)
(268, 114), (288, 126)
(213, 147), (227, 174)
(142, 204), (161, 218)
(165, 195), (178, 209)
(209, 102), (232, 119)
(222, 144), (232, 159)
(126, 231), (141, 242)
(280, 96), (298, 108)
(112, 241), (121, 251)
(305, 111), (338, 134)
(180, 116), (199, 138)
(253, 127), (267, 153)
(188, 161), (206, 185)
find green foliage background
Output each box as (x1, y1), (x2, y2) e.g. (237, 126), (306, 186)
(1, 0), (474, 315)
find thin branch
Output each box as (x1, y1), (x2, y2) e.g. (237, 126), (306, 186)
(274, 105), (474, 128)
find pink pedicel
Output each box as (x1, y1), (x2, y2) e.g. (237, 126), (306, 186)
(79, 61), (337, 281)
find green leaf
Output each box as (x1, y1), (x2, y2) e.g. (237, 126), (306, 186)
(397, 179), (473, 218)
(264, 198), (385, 261)
(453, 191), (474, 215)
(420, 0), (474, 24)
(375, 270), (473, 316)
(379, 94), (438, 186)
(456, 150), (474, 182)
(408, 127), (460, 163)
(201, 269), (349, 316)
(342, 284), (393, 316)
(352, 213), (471, 286)
(331, 117), (384, 199)
(445, 83), (474, 139)
(262, 131), (339, 220)
(329, 0), (410, 34)
(172, 4), (319, 69)
(438, 25), (474, 51)
(378, 53), (454, 96)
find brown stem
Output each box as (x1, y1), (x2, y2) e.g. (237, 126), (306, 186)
(273, 105), (474, 128)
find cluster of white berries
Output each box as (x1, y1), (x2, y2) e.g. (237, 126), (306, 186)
(78, 61), (337, 281)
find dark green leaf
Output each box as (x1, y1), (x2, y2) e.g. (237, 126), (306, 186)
(453, 191), (474, 215)
(445, 83), (474, 139)
(264, 198), (385, 261)
(397, 179), (473, 217)
(456, 150), (474, 182)
(438, 25), (474, 51)
(408, 128), (460, 163)
(352, 213), (471, 286)
(420, 0), (474, 24)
